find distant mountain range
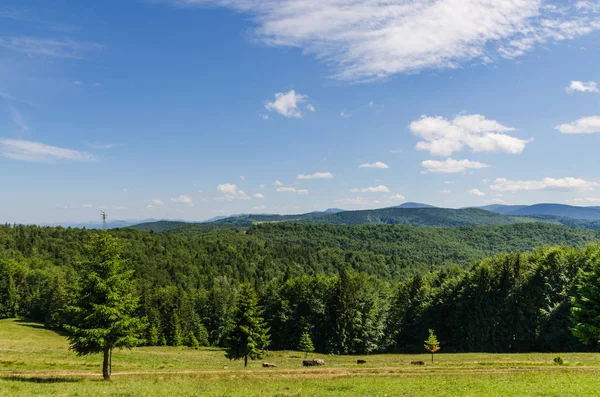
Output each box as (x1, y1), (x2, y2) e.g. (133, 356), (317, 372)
(35, 202), (600, 232)
(476, 203), (600, 221)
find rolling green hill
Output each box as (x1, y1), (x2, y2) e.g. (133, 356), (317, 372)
(131, 207), (536, 231)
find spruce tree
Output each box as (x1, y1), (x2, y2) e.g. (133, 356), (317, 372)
(571, 259), (600, 345)
(225, 283), (270, 367)
(64, 230), (145, 380)
(298, 332), (315, 358)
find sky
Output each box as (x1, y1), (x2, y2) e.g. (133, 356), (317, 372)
(1, 0), (600, 223)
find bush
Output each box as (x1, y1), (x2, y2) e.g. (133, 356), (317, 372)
(553, 356), (564, 365)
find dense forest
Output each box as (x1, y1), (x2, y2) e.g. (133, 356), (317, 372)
(1, 222), (599, 355)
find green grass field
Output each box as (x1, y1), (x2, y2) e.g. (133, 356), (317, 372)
(1, 319), (599, 396)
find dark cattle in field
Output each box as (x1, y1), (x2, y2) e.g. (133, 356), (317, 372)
(303, 359), (325, 367)
(410, 361), (425, 365)
(357, 360), (367, 365)
(262, 362), (277, 368)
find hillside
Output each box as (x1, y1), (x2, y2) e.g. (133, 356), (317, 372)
(480, 203), (600, 221)
(132, 207), (534, 232)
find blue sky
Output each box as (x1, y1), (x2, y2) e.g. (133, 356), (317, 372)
(1, 0), (600, 223)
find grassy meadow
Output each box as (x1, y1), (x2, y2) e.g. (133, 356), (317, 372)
(1, 318), (599, 396)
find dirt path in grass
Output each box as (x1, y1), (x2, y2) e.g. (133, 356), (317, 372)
(2, 365), (600, 381)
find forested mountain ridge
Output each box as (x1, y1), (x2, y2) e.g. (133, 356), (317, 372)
(131, 207), (536, 231)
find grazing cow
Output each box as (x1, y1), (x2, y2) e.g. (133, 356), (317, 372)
(262, 362), (277, 368)
(357, 360), (367, 365)
(302, 359), (325, 367)
(410, 361), (425, 365)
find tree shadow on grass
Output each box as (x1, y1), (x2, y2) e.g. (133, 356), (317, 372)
(2, 376), (81, 384)
(14, 319), (70, 336)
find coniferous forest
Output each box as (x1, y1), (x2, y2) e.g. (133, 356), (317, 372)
(1, 222), (600, 356)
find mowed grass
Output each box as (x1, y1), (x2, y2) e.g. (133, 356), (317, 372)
(1, 319), (599, 396)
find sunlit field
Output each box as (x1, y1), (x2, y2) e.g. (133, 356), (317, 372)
(1, 319), (599, 396)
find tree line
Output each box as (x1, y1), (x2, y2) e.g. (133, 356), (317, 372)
(1, 223), (600, 365)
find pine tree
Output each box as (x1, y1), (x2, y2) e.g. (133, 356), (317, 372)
(170, 313), (183, 347)
(570, 257), (600, 345)
(424, 329), (441, 363)
(225, 283), (270, 367)
(298, 332), (315, 358)
(64, 230), (145, 380)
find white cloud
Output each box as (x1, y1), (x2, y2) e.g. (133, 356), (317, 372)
(265, 90), (307, 118)
(556, 116), (600, 134)
(253, 205), (267, 211)
(86, 143), (117, 149)
(336, 196), (380, 206)
(276, 187), (309, 195)
(359, 161), (390, 169)
(468, 188), (486, 197)
(273, 180), (283, 186)
(340, 112), (351, 118)
(568, 197), (600, 204)
(0, 36), (102, 59)
(388, 194), (405, 201)
(261, 114), (269, 120)
(170, 195), (194, 206)
(72, 80), (83, 85)
(410, 114), (528, 156)
(491, 177), (600, 192)
(566, 80), (599, 93)
(441, 189), (452, 194)
(297, 172), (333, 180)
(240, 175), (246, 181)
(306, 104), (315, 112)
(0, 138), (96, 162)
(259, 184), (265, 189)
(350, 185), (390, 193)
(421, 158), (489, 174)
(254, 193), (264, 199)
(146, 199), (165, 208)
(155, 1), (600, 81)
(81, 204), (93, 208)
(8, 105), (28, 130)
(485, 198), (506, 204)
(389, 148), (404, 154)
(217, 183), (250, 200)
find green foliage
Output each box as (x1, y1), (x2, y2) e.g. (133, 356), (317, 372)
(298, 332), (315, 358)
(424, 329), (440, 363)
(63, 231), (145, 379)
(554, 356), (564, 365)
(570, 247), (600, 345)
(225, 283), (270, 366)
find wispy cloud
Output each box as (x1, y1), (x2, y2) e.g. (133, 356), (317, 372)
(350, 185), (390, 193)
(566, 80), (599, 94)
(86, 143), (119, 150)
(0, 36), (102, 59)
(491, 177), (599, 192)
(146, 199), (165, 208)
(0, 138), (96, 162)
(8, 105), (28, 130)
(276, 187), (308, 195)
(297, 172), (333, 180)
(155, 1), (600, 81)
(359, 161), (390, 169)
(170, 195), (194, 206)
(421, 158), (489, 174)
